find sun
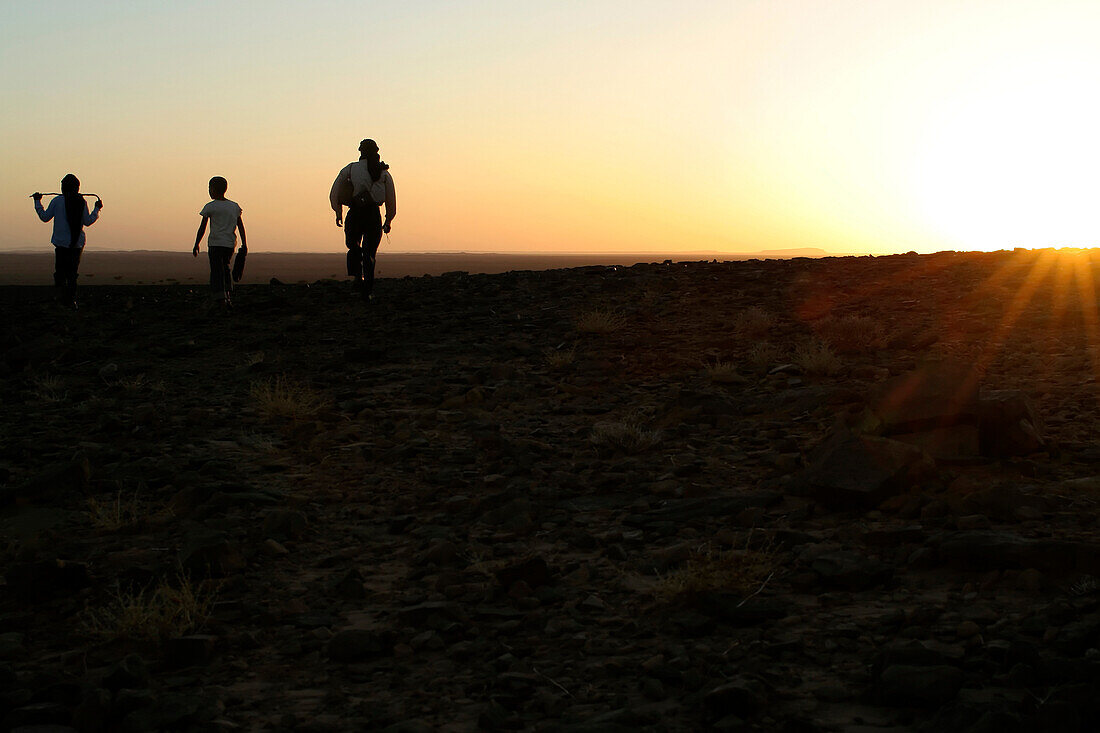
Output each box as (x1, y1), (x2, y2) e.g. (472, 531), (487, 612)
(912, 59), (1100, 253)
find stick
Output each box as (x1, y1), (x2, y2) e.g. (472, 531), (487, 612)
(30, 193), (101, 199)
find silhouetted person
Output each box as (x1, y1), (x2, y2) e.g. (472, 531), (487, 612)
(32, 174), (102, 309)
(329, 139), (396, 299)
(193, 176), (247, 309)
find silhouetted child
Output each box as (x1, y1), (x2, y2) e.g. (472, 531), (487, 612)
(193, 176), (246, 307)
(32, 174), (102, 309)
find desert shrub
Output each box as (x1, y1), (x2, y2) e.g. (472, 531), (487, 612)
(815, 315), (885, 354)
(29, 374), (66, 403)
(793, 340), (842, 377)
(732, 307), (778, 338)
(82, 574), (217, 642)
(544, 345), (577, 368)
(590, 419), (661, 454)
(744, 342), (784, 374)
(251, 375), (326, 419)
(576, 308), (627, 334)
(706, 360), (744, 384)
(655, 541), (776, 602)
(87, 483), (150, 531)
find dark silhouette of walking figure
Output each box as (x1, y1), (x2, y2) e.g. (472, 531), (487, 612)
(330, 139), (396, 299)
(32, 174), (102, 309)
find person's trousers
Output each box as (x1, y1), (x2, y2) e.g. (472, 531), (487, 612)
(345, 205), (383, 294)
(208, 247), (233, 298)
(53, 245), (82, 304)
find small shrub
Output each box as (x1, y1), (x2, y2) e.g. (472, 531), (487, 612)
(732, 307), (777, 338)
(544, 345), (576, 368)
(815, 315), (885, 354)
(576, 308), (627, 334)
(82, 574), (217, 642)
(744, 342), (784, 374)
(590, 419), (661, 454)
(654, 541), (776, 602)
(251, 375), (326, 419)
(793, 340), (841, 377)
(29, 374), (66, 403)
(87, 484), (149, 531)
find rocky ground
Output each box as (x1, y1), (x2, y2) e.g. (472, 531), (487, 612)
(2, 249), (1100, 732)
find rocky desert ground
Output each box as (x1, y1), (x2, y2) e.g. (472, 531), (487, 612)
(2, 249), (1100, 732)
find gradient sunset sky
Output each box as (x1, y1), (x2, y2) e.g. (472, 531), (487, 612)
(4, 1), (1100, 255)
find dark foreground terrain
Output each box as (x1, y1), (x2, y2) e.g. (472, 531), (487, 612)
(2, 250), (1100, 732)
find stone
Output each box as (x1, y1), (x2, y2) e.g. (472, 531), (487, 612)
(810, 551), (893, 591)
(798, 428), (934, 509)
(4, 559), (91, 603)
(874, 360), (980, 435)
(262, 509), (308, 540)
(978, 390), (1045, 457)
(178, 532), (245, 577)
(327, 629), (393, 662)
(495, 556), (552, 590)
(877, 665), (964, 707)
(164, 634), (218, 667)
(103, 654), (149, 691)
(704, 677), (763, 719)
(3, 457), (91, 505)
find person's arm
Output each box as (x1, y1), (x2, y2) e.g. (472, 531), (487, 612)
(236, 216), (247, 250)
(330, 164), (351, 227)
(83, 197), (102, 226)
(193, 216), (208, 257)
(383, 173), (396, 233)
(33, 194), (52, 222)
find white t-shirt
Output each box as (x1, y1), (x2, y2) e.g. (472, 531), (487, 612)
(199, 199), (243, 249)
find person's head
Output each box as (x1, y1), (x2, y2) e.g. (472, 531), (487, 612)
(359, 139), (379, 158)
(61, 174), (80, 194)
(208, 176), (228, 199)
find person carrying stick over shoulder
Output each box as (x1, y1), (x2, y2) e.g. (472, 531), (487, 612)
(32, 174), (102, 309)
(193, 176), (246, 310)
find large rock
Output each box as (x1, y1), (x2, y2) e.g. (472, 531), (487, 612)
(798, 428), (935, 509)
(978, 390), (1045, 457)
(875, 360), (980, 435)
(1, 457), (91, 505)
(872, 362), (1044, 459)
(877, 664), (964, 707)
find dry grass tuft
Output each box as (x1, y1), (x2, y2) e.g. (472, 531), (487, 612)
(29, 374), (67, 403)
(654, 540), (777, 602)
(793, 340), (842, 377)
(590, 419), (661, 454)
(544, 345), (577, 368)
(732, 307), (778, 338)
(251, 375), (326, 419)
(706, 360), (745, 384)
(82, 574), (217, 642)
(815, 315), (886, 354)
(576, 308), (627, 334)
(744, 342), (784, 374)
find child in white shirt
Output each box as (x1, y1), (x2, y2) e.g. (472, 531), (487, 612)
(193, 176), (246, 307)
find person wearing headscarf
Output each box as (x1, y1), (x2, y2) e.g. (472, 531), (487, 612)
(329, 139), (396, 300)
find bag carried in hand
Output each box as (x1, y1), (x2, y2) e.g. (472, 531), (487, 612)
(232, 248), (247, 282)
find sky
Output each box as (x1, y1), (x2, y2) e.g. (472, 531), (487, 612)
(4, 0), (1100, 255)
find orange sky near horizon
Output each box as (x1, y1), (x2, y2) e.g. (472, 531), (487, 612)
(4, 1), (1100, 256)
